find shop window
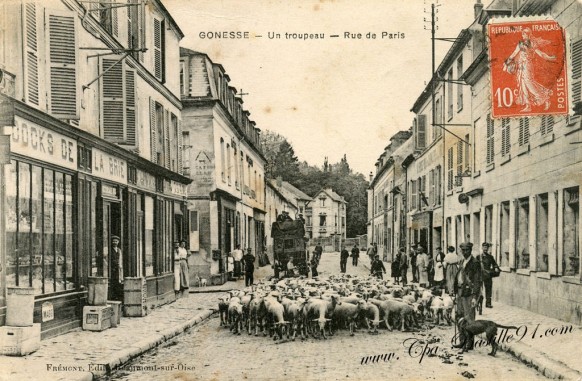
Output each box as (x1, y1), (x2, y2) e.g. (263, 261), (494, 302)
(516, 197), (530, 269)
(563, 187), (579, 276)
(5, 161), (74, 294)
(536, 193), (549, 272)
(500, 201), (510, 267)
(144, 196), (154, 276)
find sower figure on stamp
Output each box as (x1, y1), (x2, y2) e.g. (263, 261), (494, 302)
(453, 242), (482, 351)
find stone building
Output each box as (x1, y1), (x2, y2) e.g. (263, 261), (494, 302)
(180, 48), (267, 284)
(0, 0), (189, 338)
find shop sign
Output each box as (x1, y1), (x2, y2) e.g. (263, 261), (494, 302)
(11, 117), (77, 170)
(170, 180), (186, 197)
(42, 302), (54, 322)
(102, 183), (119, 199)
(136, 170), (156, 192)
(411, 211), (431, 229)
(92, 148), (127, 185)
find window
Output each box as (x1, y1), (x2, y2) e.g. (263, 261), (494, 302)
(226, 143), (231, 185)
(486, 114), (495, 165)
(319, 215), (327, 226)
(128, 0), (144, 61)
(220, 138), (225, 182)
(447, 68), (453, 119)
(501, 118), (511, 157)
(234, 147), (239, 188)
(411, 180), (417, 210)
(518, 118), (529, 146)
(429, 169), (435, 206)
(484, 205), (493, 247)
(149, 101), (165, 165)
(447, 147), (454, 191)
(541, 115), (554, 135)
(46, 8), (79, 119)
(101, 58), (136, 146)
(435, 97), (443, 140)
(99, 1), (118, 38)
(416, 115), (427, 149)
(435, 165), (442, 205)
(563, 187), (579, 276)
(457, 56), (463, 111)
(5, 161), (75, 294)
(516, 197), (530, 269)
(179, 61), (185, 95)
(499, 201), (511, 268)
(171, 113), (180, 173)
(536, 194), (549, 272)
(464, 134), (470, 171)
(320, 197), (326, 207)
(153, 17), (165, 82)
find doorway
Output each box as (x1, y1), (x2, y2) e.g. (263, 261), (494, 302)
(99, 201), (121, 299)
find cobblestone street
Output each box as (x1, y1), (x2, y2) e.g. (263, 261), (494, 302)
(110, 254), (547, 381)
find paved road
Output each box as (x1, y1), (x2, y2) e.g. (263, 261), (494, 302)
(110, 253), (547, 381)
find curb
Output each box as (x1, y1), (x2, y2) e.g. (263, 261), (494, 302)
(500, 341), (582, 380)
(88, 309), (216, 380)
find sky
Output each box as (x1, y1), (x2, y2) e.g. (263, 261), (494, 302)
(164, 0), (479, 176)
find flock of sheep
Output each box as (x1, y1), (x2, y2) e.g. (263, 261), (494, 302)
(217, 274), (455, 341)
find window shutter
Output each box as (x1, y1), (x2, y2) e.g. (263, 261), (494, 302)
(164, 110), (170, 169)
(125, 68), (136, 147)
(100, 57), (125, 142)
(111, 6), (118, 38)
(150, 97), (157, 164)
(486, 114), (494, 164)
(417, 114), (426, 149)
(177, 119), (183, 174)
(46, 9), (78, 119)
(153, 18), (162, 80)
(571, 37), (582, 121)
(502, 118), (510, 156)
(518, 118), (529, 146)
(23, 2), (39, 106)
(447, 147), (453, 190)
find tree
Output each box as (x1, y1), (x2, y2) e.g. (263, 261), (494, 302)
(260, 130), (300, 182)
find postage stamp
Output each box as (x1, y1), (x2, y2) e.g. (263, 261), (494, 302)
(488, 19), (568, 118)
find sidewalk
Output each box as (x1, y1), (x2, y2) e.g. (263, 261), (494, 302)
(364, 260), (582, 380)
(0, 290), (231, 381)
(0, 265), (278, 381)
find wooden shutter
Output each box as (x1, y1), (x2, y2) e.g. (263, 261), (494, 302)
(111, 6), (118, 38)
(518, 118), (529, 146)
(100, 57), (125, 142)
(153, 18), (162, 80)
(502, 118), (510, 156)
(46, 9), (78, 119)
(177, 118), (183, 174)
(417, 114), (426, 149)
(150, 97), (157, 164)
(125, 68), (136, 146)
(164, 110), (170, 169)
(571, 37), (582, 122)
(23, 2), (39, 106)
(486, 114), (494, 164)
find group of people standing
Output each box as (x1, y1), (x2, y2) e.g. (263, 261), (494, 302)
(228, 245), (256, 286)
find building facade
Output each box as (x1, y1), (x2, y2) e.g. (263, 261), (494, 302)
(180, 48), (267, 283)
(306, 188), (347, 245)
(0, 0), (189, 338)
(368, 131), (413, 261)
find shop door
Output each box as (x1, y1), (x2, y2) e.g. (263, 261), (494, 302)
(100, 201), (122, 299)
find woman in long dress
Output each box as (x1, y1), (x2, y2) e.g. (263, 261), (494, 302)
(434, 247), (445, 287)
(444, 246), (460, 295)
(504, 28), (556, 112)
(416, 248), (429, 287)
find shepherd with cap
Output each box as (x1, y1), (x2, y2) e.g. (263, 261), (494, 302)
(478, 242), (500, 308)
(453, 242), (483, 351)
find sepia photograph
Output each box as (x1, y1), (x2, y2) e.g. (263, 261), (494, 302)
(0, 0), (581, 380)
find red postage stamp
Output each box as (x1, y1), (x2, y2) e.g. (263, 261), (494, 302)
(488, 19), (568, 118)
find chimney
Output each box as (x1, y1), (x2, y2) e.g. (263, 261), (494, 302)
(474, 0), (483, 19)
(369, 172), (374, 182)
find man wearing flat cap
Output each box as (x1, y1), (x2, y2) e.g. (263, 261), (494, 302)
(453, 241), (482, 351)
(110, 236), (124, 302)
(478, 242), (500, 308)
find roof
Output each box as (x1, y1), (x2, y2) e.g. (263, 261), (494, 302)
(314, 188), (347, 204)
(153, 0), (184, 39)
(266, 181), (296, 206)
(268, 179), (312, 202)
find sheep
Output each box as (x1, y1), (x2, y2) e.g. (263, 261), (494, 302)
(332, 299), (366, 336)
(218, 295), (230, 327)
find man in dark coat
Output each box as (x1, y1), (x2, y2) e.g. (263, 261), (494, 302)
(409, 244), (418, 283)
(314, 244), (323, 263)
(340, 246), (350, 273)
(370, 255), (386, 280)
(243, 249), (255, 287)
(453, 242), (483, 351)
(478, 242), (500, 308)
(109, 236), (124, 302)
(399, 248), (409, 285)
(351, 245), (360, 266)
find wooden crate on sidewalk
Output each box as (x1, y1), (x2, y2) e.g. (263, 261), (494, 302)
(124, 277), (148, 317)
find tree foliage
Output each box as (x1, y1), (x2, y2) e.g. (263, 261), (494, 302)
(261, 130), (368, 237)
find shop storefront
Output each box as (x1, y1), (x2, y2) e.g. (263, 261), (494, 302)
(1, 102), (189, 338)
